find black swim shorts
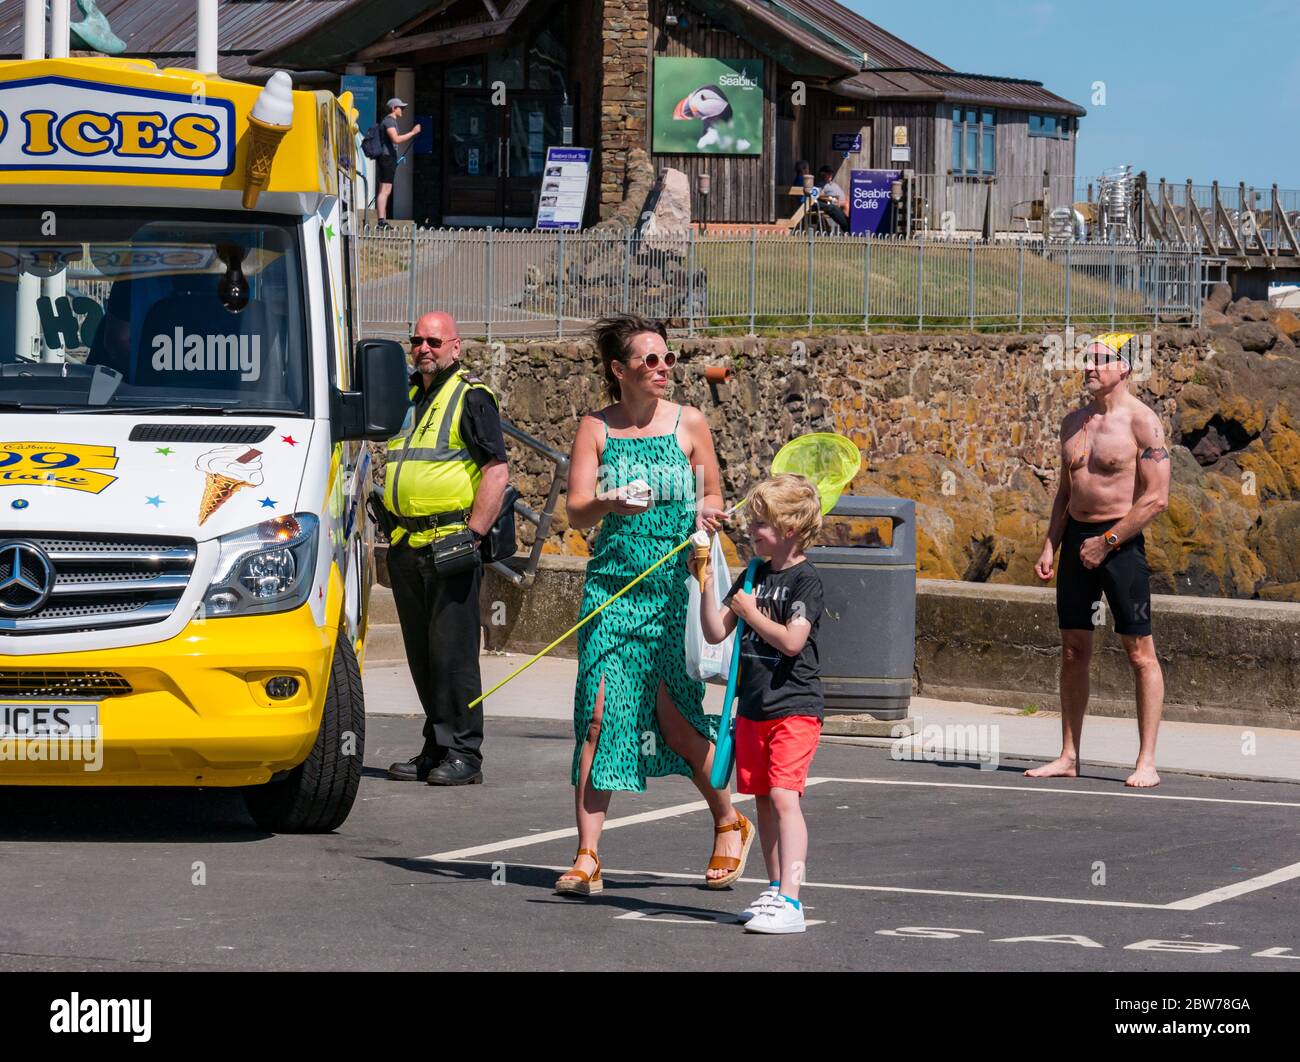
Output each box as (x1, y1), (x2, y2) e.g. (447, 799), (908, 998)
(377, 153), (397, 185)
(1056, 516), (1153, 637)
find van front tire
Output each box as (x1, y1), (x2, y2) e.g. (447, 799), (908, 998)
(242, 635), (365, 833)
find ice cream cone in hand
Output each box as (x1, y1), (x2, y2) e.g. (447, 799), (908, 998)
(691, 529), (711, 587)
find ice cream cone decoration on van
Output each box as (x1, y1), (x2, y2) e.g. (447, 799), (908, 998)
(196, 446), (264, 525)
(243, 71), (295, 208)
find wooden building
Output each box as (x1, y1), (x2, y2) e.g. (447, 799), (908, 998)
(243, 0), (1087, 230)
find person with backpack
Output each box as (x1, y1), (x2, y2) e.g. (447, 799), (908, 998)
(364, 98), (421, 228)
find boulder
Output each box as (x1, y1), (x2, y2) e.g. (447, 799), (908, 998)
(1145, 453), (1266, 598)
(1228, 297), (1273, 321)
(1248, 502), (1300, 584)
(1205, 282), (1232, 313)
(1236, 321), (1279, 353)
(641, 168), (693, 253)
(1272, 308), (1300, 338)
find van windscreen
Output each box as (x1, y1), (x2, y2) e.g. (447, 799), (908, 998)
(0, 208), (308, 415)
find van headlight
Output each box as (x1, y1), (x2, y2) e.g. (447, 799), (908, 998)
(203, 514), (319, 617)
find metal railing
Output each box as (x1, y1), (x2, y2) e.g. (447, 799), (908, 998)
(491, 419), (569, 587)
(905, 173), (1085, 236)
(351, 225), (1201, 339)
(904, 172), (1300, 253)
(1139, 179), (1300, 261)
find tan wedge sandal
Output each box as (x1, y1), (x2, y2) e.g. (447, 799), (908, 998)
(705, 812), (754, 890)
(555, 848), (603, 896)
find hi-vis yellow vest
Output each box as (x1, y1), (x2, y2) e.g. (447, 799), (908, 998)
(384, 369), (497, 548)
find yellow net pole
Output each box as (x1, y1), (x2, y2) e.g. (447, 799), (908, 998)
(469, 497), (753, 710)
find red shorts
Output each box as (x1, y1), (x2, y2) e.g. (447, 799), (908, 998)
(735, 715), (821, 796)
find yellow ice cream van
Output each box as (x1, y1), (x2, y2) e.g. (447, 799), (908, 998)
(0, 53), (410, 830)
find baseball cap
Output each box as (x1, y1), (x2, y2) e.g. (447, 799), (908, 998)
(387, 97), (409, 109)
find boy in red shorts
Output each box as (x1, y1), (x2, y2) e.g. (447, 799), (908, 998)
(692, 474), (825, 934)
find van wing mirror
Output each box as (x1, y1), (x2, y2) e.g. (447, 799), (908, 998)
(338, 339), (410, 441)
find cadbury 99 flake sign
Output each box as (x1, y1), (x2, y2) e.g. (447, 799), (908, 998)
(0, 442), (119, 494)
(0, 77), (235, 176)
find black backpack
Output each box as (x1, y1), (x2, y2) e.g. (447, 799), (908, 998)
(361, 123), (386, 160)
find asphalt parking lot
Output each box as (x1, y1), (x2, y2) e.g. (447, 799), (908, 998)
(1, 715), (1297, 972)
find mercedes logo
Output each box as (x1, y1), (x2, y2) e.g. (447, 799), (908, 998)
(0, 541), (55, 616)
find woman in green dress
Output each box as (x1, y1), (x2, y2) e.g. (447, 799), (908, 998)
(555, 315), (753, 895)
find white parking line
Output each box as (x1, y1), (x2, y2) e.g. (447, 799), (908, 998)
(1166, 861), (1300, 911)
(419, 775), (1299, 912)
(433, 860), (1172, 909)
(815, 777), (1300, 808)
(421, 793), (759, 862)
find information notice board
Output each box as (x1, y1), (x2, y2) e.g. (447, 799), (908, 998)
(536, 146), (592, 230)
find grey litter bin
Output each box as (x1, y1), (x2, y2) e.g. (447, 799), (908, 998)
(807, 495), (916, 720)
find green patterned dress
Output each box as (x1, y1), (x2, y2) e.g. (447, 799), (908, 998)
(571, 405), (717, 791)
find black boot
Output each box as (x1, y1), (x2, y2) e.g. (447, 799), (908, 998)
(387, 754), (439, 782)
(426, 757), (483, 786)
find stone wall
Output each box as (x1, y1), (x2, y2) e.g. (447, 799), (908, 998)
(443, 311), (1300, 601)
(597, 0), (651, 218)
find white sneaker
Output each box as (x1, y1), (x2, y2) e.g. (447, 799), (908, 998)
(743, 895), (806, 934)
(738, 886), (780, 923)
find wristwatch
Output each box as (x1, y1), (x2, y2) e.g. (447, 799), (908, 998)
(1104, 531), (1121, 550)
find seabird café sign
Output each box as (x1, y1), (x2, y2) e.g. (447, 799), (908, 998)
(0, 77), (234, 176)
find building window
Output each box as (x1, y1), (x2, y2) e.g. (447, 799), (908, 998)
(528, 24), (568, 90)
(952, 107), (995, 176)
(445, 60), (483, 89)
(487, 41), (526, 91)
(1029, 113), (1071, 139)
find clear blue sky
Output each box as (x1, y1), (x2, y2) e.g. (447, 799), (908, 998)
(846, 0), (1300, 189)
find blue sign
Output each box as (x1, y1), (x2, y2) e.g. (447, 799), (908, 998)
(414, 116), (434, 156)
(340, 75), (377, 133)
(831, 132), (862, 154)
(537, 146), (592, 230)
(850, 169), (899, 235)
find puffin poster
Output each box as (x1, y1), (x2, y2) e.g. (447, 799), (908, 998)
(652, 58), (763, 155)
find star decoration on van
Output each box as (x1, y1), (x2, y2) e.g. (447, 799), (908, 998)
(146, 496), (163, 508)
(259, 497), (277, 509)
(324, 223), (336, 240)
(155, 447), (174, 456)
(281, 435), (298, 446)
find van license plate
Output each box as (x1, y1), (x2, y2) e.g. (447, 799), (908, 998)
(0, 703), (99, 738)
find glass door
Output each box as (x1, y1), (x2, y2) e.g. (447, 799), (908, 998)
(504, 96), (563, 224)
(444, 95), (502, 223)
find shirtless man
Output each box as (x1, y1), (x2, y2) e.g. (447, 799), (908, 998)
(1030, 333), (1171, 787)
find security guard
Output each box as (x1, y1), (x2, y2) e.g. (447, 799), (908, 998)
(384, 311), (509, 785)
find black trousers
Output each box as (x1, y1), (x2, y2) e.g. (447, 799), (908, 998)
(386, 539), (484, 767)
(821, 202), (850, 231)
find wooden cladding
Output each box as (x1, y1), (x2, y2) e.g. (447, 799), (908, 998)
(647, 0), (777, 223)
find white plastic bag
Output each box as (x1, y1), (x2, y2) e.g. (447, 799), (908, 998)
(685, 533), (736, 685)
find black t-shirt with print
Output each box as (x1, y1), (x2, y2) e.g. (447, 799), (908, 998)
(722, 558), (824, 722)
